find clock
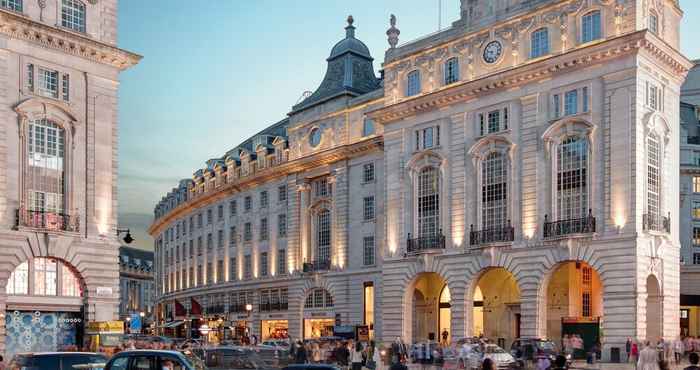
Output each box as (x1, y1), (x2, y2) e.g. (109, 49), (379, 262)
(483, 41), (503, 64)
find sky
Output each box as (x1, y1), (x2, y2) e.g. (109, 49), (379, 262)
(116, 0), (700, 250)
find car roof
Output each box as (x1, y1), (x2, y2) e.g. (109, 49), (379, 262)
(15, 352), (105, 356)
(114, 350), (183, 356)
(284, 365), (340, 369)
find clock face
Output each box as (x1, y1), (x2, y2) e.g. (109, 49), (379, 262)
(483, 41), (503, 64)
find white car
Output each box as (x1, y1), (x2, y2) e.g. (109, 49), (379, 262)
(461, 344), (516, 370)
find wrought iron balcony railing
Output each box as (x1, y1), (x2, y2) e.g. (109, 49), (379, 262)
(16, 208), (79, 232)
(302, 259), (331, 273)
(407, 230), (446, 254)
(469, 221), (515, 246)
(643, 213), (670, 233)
(544, 210), (596, 238)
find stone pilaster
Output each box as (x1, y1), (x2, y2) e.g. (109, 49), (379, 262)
(331, 165), (349, 268)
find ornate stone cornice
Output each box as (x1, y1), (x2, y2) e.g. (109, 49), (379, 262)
(0, 9), (141, 70)
(369, 31), (692, 125)
(148, 136), (383, 236)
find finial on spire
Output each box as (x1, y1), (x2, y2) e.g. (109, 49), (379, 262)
(345, 15), (356, 38)
(387, 14), (400, 49)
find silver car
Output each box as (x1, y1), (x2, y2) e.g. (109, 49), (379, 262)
(462, 344), (517, 370)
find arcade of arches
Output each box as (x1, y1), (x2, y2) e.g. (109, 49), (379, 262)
(406, 262), (608, 351)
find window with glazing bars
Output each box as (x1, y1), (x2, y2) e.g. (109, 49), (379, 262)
(38, 68), (58, 99)
(482, 152), (508, 229)
(278, 214), (287, 237)
(565, 90), (578, 116)
(245, 196), (252, 211)
(444, 57), (459, 85)
(0, 0), (22, 12)
(244, 255), (252, 279)
(230, 200), (237, 216)
(407, 70), (421, 96)
(695, 253), (700, 265)
(260, 190), (269, 208)
(649, 13), (658, 34)
(197, 237), (202, 255)
(418, 167), (440, 237)
(217, 260), (223, 282)
(581, 10), (601, 43)
(229, 226), (236, 246)
(556, 137), (589, 220)
(278, 185), (287, 202)
(207, 209), (212, 224)
(217, 229), (224, 249)
(363, 163), (375, 183)
(278, 249), (286, 275)
(206, 233), (213, 251)
(647, 133), (661, 222)
(363, 236), (375, 266)
(244, 222), (252, 241)
(260, 218), (269, 241)
(581, 267), (592, 317)
(314, 178), (329, 197)
(206, 262), (213, 284)
(27, 119), (66, 214)
(229, 258), (237, 281)
(316, 210), (331, 262)
(530, 28), (549, 58)
(487, 110), (500, 134)
(61, 0), (86, 33)
(260, 252), (268, 277)
(363, 196), (375, 221)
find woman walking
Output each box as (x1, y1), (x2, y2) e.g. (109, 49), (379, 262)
(351, 342), (364, 370)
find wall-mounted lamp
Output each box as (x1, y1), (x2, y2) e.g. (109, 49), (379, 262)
(117, 228), (134, 244)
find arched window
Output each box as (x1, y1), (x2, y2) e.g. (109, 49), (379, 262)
(649, 12), (659, 35)
(0, 0), (22, 12)
(61, 0), (86, 33)
(530, 28), (549, 58)
(6, 258), (82, 297)
(646, 133), (661, 222)
(418, 167), (440, 237)
(407, 70), (421, 96)
(316, 209), (331, 263)
(581, 10), (602, 43)
(556, 136), (589, 220)
(482, 152), (508, 229)
(25, 119), (67, 230)
(304, 288), (334, 309)
(444, 57), (459, 85)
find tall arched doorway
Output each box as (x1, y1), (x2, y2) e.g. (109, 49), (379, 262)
(472, 268), (520, 349)
(4, 257), (85, 360)
(545, 261), (603, 357)
(646, 274), (662, 342)
(410, 272), (450, 343)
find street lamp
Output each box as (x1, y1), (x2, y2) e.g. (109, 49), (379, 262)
(139, 312), (145, 334)
(245, 304), (253, 343)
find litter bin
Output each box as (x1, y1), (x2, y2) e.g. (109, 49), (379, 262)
(610, 347), (621, 363)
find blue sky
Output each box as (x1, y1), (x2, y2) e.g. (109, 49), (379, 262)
(117, 0), (700, 249)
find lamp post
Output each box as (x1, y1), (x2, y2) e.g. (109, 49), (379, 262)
(139, 312), (145, 334)
(125, 316), (131, 334)
(245, 303), (253, 345)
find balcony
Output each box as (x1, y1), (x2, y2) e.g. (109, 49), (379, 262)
(543, 210), (596, 239)
(469, 222), (515, 246)
(643, 213), (671, 233)
(407, 230), (446, 254)
(302, 259), (331, 273)
(16, 208), (79, 232)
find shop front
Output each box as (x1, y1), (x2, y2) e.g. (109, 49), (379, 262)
(261, 314), (288, 340)
(303, 314), (335, 339)
(5, 310), (84, 361)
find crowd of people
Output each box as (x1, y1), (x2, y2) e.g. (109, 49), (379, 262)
(288, 339), (384, 370)
(628, 337), (700, 370)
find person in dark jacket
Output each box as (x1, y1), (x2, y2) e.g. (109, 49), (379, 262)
(295, 341), (308, 364)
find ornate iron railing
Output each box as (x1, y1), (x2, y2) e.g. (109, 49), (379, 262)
(16, 208), (79, 232)
(469, 221), (515, 246)
(643, 213), (670, 233)
(302, 259), (331, 273)
(407, 230), (446, 254)
(543, 210), (596, 238)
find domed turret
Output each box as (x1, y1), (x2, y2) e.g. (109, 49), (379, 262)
(291, 16), (380, 114)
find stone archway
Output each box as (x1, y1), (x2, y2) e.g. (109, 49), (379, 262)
(470, 267), (521, 349)
(407, 272), (450, 343)
(646, 274), (662, 342)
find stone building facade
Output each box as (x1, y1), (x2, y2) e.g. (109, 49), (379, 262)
(0, 0), (139, 359)
(119, 246), (155, 325)
(151, 0), (690, 360)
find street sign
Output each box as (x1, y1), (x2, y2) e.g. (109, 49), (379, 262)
(130, 313), (142, 332)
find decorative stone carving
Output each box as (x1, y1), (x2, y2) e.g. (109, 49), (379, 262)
(387, 14), (400, 49)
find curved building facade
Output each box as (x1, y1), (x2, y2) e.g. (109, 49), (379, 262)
(151, 0), (691, 360)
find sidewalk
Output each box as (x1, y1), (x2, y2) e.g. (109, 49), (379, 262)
(403, 360), (695, 370)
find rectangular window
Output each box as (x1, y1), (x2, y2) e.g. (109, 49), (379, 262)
(647, 82), (662, 111)
(217, 229), (224, 249)
(582, 87), (589, 112)
(206, 209), (212, 224)
(189, 240), (194, 258)
(260, 252), (268, 277)
(206, 233), (213, 252)
(207, 262), (213, 284)
(565, 90), (578, 116)
(197, 213), (202, 228)
(407, 70), (421, 96)
(245, 196), (252, 212)
(444, 58), (459, 85)
(217, 205), (223, 220)
(61, 73), (69, 101)
(244, 255), (252, 279)
(479, 113), (485, 136)
(196, 265), (203, 286)
(230, 200), (237, 216)
(260, 218), (269, 241)
(694, 177), (700, 193)
(582, 11), (602, 43)
(553, 94), (561, 118)
(363, 118), (375, 136)
(364, 283), (375, 335)
(314, 178), (329, 197)
(26, 63), (33, 92)
(694, 202), (700, 220)
(363, 196), (375, 221)
(244, 222), (252, 241)
(503, 107), (508, 130)
(695, 253), (700, 265)
(278, 214), (287, 237)
(530, 28), (549, 58)
(278, 249), (286, 276)
(694, 227), (700, 246)
(62, 0), (86, 33)
(229, 226), (236, 247)
(278, 185), (287, 203)
(487, 110), (500, 134)
(38, 68), (58, 99)
(423, 127), (434, 148)
(416, 126), (440, 150)
(217, 260), (223, 283)
(363, 163), (375, 183)
(229, 257), (237, 281)
(1, 0), (22, 12)
(363, 236), (375, 266)
(260, 190), (269, 208)
(197, 237), (202, 255)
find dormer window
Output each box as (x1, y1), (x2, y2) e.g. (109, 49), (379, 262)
(407, 70), (421, 96)
(62, 0), (86, 33)
(444, 58), (459, 85)
(581, 10), (602, 43)
(1, 0), (22, 12)
(649, 12), (659, 35)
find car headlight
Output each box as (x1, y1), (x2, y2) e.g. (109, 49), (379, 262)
(565, 354), (572, 360)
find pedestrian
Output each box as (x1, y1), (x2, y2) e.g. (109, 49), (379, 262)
(675, 337), (685, 365)
(295, 340), (308, 364)
(373, 342), (384, 370)
(684, 352), (700, 370)
(632, 341), (640, 365)
(482, 358), (495, 370)
(638, 341), (661, 370)
(442, 329), (449, 346)
(312, 343), (322, 364)
(352, 342), (364, 370)
(551, 355), (568, 370)
(338, 341), (351, 369)
(627, 338), (633, 362)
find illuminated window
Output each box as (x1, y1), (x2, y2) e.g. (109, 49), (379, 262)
(61, 0), (85, 33)
(27, 119), (65, 219)
(364, 283), (375, 337)
(530, 28), (549, 58)
(694, 177), (700, 193)
(418, 167), (440, 237)
(482, 152), (508, 229)
(6, 261), (28, 295)
(693, 227), (700, 246)
(34, 258), (57, 296)
(556, 136), (589, 220)
(694, 253), (700, 265)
